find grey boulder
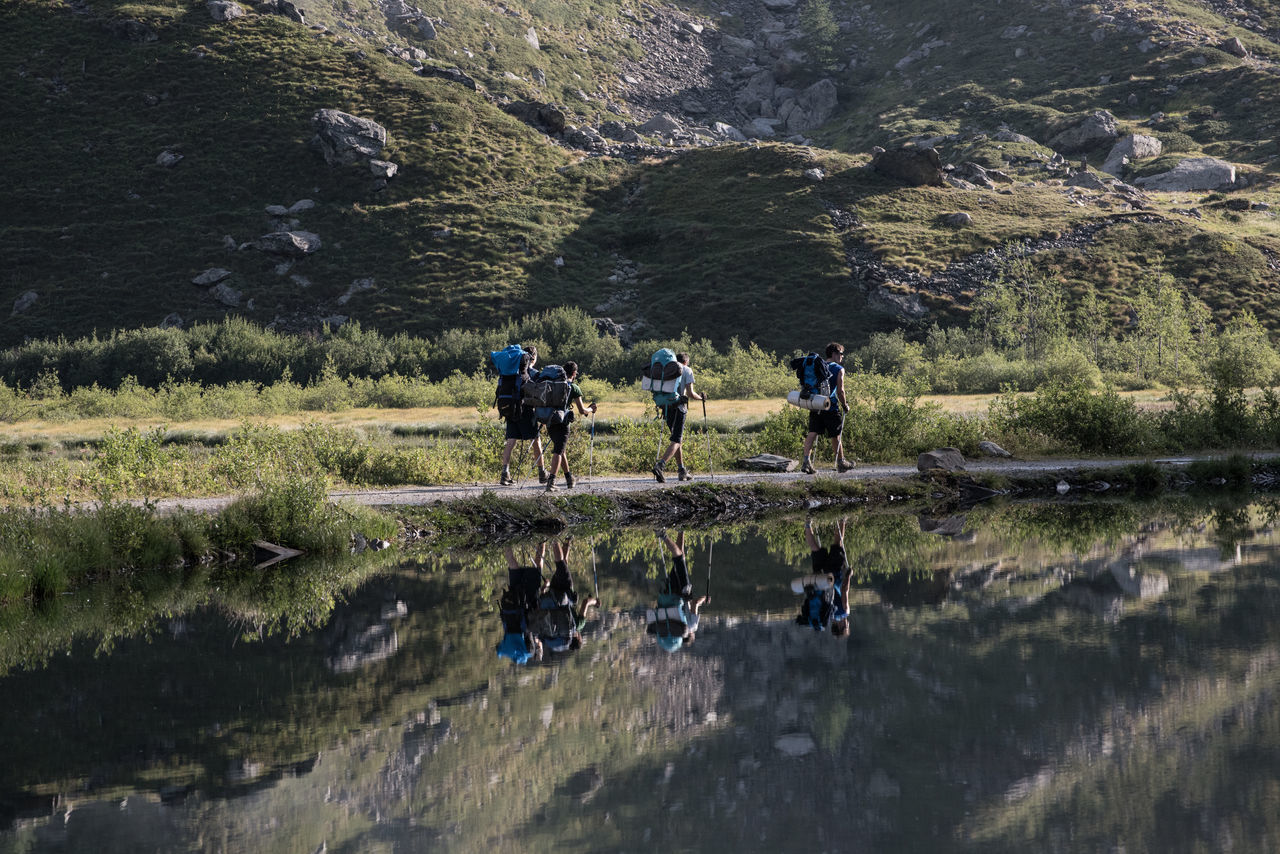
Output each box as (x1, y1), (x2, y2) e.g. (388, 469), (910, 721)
(1133, 157), (1236, 191)
(1048, 110), (1119, 153)
(255, 231), (322, 256)
(917, 448), (966, 472)
(311, 109), (388, 166)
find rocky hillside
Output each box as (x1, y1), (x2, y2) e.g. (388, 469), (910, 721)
(4, 0), (1280, 353)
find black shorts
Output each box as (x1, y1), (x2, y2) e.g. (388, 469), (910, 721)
(548, 559), (578, 603)
(505, 408), (539, 441)
(807, 406), (844, 439)
(664, 405), (687, 444)
(664, 554), (692, 597)
(810, 545), (847, 575)
(507, 566), (542, 609)
(546, 420), (570, 454)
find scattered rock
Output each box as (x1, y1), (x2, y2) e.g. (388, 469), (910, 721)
(738, 454), (797, 472)
(1056, 479), (1070, 494)
(1101, 133), (1162, 176)
(336, 277), (376, 305)
(803, 167), (825, 182)
(255, 231), (322, 256)
(871, 146), (945, 187)
(941, 211), (972, 227)
(369, 159), (398, 179)
(774, 732), (816, 756)
(156, 150), (183, 167)
(1133, 157), (1236, 191)
(419, 65), (479, 90)
(917, 448), (966, 472)
(310, 109), (388, 167)
(525, 27), (540, 50)
(977, 440), (1012, 458)
(1048, 110), (1119, 153)
(11, 291), (37, 316)
(209, 282), (242, 307)
(638, 112), (684, 135)
(289, 199), (315, 213)
(192, 268), (232, 286)
(207, 0), (245, 21)
(106, 18), (157, 42)
(1066, 171), (1109, 191)
(417, 17), (436, 39)
(159, 312), (184, 329)
(265, 204), (289, 216)
(1220, 36), (1248, 57)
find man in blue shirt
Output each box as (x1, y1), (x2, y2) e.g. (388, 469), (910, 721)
(801, 342), (855, 475)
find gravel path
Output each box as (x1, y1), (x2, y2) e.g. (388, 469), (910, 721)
(148, 456), (1208, 514)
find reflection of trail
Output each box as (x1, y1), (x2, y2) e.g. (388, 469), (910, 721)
(961, 646), (1280, 848)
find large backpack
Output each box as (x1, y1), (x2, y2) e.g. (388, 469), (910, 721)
(640, 348), (684, 408)
(522, 364), (573, 424)
(789, 353), (831, 399)
(796, 584), (835, 631)
(529, 593), (577, 651)
(646, 592), (689, 638)
(491, 345), (532, 418)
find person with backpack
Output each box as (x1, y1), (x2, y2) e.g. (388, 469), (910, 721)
(527, 537), (599, 654)
(496, 344), (548, 486)
(800, 342), (854, 475)
(541, 361), (598, 491)
(650, 352), (704, 483)
(647, 529), (709, 652)
(496, 542), (547, 665)
(793, 518), (852, 636)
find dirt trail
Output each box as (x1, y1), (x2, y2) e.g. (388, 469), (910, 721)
(151, 456), (1205, 513)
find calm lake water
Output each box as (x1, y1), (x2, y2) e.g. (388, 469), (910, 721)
(2, 496), (1279, 853)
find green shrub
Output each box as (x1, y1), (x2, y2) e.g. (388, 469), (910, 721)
(989, 380), (1149, 454)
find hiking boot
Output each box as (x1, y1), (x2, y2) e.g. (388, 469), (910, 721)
(801, 458), (816, 475)
(677, 467), (691, 481)
(537, 468), (549, 484)
(836, 459), (855, 473)
(500, 468), (514, 485)
(545, 480), (557, 492)
(652, 462), (666, 483)
(564, 471), (575, 489)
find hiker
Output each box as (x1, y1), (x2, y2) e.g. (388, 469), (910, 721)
(652, 353), (705, 483)
(647, 530), (709, 652)
(793, 518), (852, 635)
(800, 342), (854, 475)
(527, 538), (599, 654)
(496, 542), (547, 665)
(542, 361), (598, 491)
(498, 344), (548, 486)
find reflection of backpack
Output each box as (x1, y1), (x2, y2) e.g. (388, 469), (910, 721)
(646, 592), (689, 637)
(529, 593), (577, 651)
(796, 585), (834, 631)
(640, 348), (684, 408)
(790, 353), (831, 399)
(491, 345), (532, 418)
(523, 365), (572, 424)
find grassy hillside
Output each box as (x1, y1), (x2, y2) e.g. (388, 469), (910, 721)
(4, 0), (1280, 356)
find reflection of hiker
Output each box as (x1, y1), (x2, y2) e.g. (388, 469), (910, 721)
(497, 542), (547, 665)
(801, 343), (854, 475)
(499, 345), (547, 486)
(527, 538), (599, 653)
(793, 518), (851, 635)
(653, 353), (704, 483)
(543, 361), (598, 491)
(647, 530), (709, 652)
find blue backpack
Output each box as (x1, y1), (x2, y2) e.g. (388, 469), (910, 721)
(796, 585), (834, 631)
(641, 348), (684, 408)
(491, 345), (531, 418)
(790, 353), (831, 399)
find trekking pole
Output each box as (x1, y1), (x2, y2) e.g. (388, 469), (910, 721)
(701, 396), (713, 480)
(590, 535), (599, 600)
(588, 411), (596, 479)
(706, 536), (713, 598)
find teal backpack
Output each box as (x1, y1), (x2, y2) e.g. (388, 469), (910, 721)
(640, 348), (684, 408)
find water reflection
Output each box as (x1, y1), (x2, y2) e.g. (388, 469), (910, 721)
(3, 497), (1280, 852)
(645, 531), (709, 652)
(498, 540), (599, 664)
